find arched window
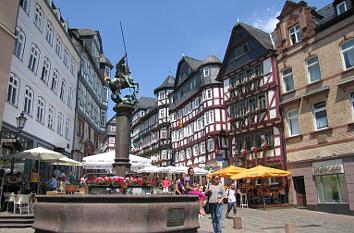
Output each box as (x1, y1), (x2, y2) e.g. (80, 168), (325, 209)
(45, 21), (53, 45)
(306, 56), (321, 83)
(28, 44), (40, 73)
(14, 27), (26, 59)
(63, 47), (69, 67)
(50, 69), (59, 93)
(57, 113), (64, 135)
(24, 86), (33, 115)
(55, 35), (62, 57)
(65, 119), (71, 140)
(59, 79), (66, 101)
(341, 39), (354, 70)
(36, 97), (45, 123)
(313, 102), (328, 130)
(40, 57), (51, 84)
(48, 105), (55, 130)
(67, 87), (73, 108)
(33, 4), (43, 30)
(20, 0), (31, 14)
(7, 73), (20, 106)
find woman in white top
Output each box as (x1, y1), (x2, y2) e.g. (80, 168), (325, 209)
(225, 184), (237, 217)
(207, 175), (226, 233)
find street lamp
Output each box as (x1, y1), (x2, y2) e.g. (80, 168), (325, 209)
(9, 111), (27, 173)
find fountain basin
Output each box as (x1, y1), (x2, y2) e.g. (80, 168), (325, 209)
(33, 195), (200, 233)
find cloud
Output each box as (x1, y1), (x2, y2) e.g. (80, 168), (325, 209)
(252, 11), (280, 33)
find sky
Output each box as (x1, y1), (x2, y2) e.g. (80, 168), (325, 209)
(55, 0), (329, 119)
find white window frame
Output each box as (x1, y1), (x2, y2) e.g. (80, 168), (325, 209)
(159, 108), (166, 119)
(55, 36), (62, 57)
(14, 27), (26, 59)
(158, 91), (165, 100)
(206, 89), (212, 100)
(7, 73), (20, 106)
(45, 21), (53, 45)
(306, 56), (321, 83)
(20, 0), (31, 14)
(57, 113), (64, 135)
(193, 144), (199, 156)
(203, 68), (210, 77)
(200, 141), (206, 154)
(64, 119), (71, 140)
(67, 87), (73, 108)
(289, 24), (301, 45)
(59, 79), (67, 101)
(36, 97), (45, 123)
(336, 1), (347, 15)
(160, 128), (167, 139)
(33, 4), (43, 31)
(51, 69), (59, 94)
(207, 138), (214, 151)
(340, 39), (354, 71)
(40, 57), (51, 84)
(282, 68), (295, 93)
(70, 57), (76, 75)
(287, 110), (300, 136)
(28, 44), (40, 74)
(23, 86), (33, 115)
(313, 102), (329, 130)
(63, 47), (69, 67)
(48, 105), (55, 130)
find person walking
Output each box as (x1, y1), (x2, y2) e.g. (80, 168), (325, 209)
(208, 175), (226, 233)
(225, 184), (237, 218)
(162, 177), (171, 193)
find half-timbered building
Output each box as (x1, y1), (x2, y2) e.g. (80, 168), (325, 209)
(217, 23), (285, 171)
(170, 55), (228, 169)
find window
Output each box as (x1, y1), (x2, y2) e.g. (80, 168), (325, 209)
(14, 27), (26, 59)
(159, 108), (166, 119)
(340, 39), (354, 70)
(203, 68), (210, 77)
(158, 91), (165, 100)
(40, 57), (50, 84)
(207, 138), (214, 151)
(306, 56), (321, 82)
(315, 174), (348, 203)
(287, 110), (300, 136)
(63, 48), (69, 67)
(314, 102), (328, 130)
(55, 36), (62, 57)
(28, 44), (40, 73)
(65, 119), (71, 140)
(200, 141), (206, 154)
(20, 0), (30, 14)
(100, 110), (106, 127)
(59, 79), (66, 101)
(336, 1), (347, 15)
(33, 4), (43, 30)
(7, 74), (19, 106)
(48, 105), (55, 129)
(45, 21), (53, 45)
(160, 128), (167, 139)
(233, 42), (249, 59)
(57, 113), (64, 135)
(70, 57), (76, 75)
(206, 89), (212, 100)
(209, 110), (215, 124)
(193, 144), (199, 156)
(23, 86), (33, 115)
(282, 68), (294, 92)
(67, 88), (73, 108)
(289, 24), (301, 45)
(50, 69), (59, 94)
(36, 97), (45, 123)
(350, 92), (354, 120)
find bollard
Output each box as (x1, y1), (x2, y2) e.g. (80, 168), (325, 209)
(233, 216), (242, 229)
(285, 223), (295, 233)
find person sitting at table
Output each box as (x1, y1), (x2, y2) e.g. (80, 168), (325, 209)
(47, 175), (57, 191)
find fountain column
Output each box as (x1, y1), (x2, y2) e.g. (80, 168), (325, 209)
(113, 103), (134, 176)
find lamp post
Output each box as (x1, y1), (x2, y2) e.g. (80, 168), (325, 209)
(9, 111), (27, 173)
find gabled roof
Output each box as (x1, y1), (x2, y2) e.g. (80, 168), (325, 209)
(216, 22), (274, 81)
(135, 97), (156, 109)
(235, 23), (274, 51)
(277, 1), (308, 19)
(154, 74), (175, 94)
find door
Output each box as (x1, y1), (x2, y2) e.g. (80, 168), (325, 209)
(293, 176), (307, 207)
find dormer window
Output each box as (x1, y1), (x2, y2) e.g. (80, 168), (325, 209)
(336, 1), (347, 15)
(289, 24), (301, 45)
(233, 42), (249, 59)
(203, 68), (210, 77)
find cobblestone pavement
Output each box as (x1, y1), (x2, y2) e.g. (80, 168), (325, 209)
(0, 207), (354, 233)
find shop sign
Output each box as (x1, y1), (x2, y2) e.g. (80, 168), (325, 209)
(312, 159), (344, 175)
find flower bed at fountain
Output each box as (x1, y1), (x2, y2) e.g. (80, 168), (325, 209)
(87, 176), (157, 195)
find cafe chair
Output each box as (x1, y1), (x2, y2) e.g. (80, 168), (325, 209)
(4, 193), (16, 213)
(14, 194), (31, 215)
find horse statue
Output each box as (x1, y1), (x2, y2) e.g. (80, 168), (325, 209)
(105, 54), (139, 105)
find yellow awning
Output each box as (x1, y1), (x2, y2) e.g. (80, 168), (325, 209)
(207, 165), (247, 179)
(230, 165), (292, 180)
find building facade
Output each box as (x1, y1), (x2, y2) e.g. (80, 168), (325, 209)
(102, 116), (116, 152)
(274, 0), (354, 215)
(0, 0), (20, 148)
(217, 23), (285, 172)
(69, 28), (111, 164)
(131, 75), (174, 166)
(3, 0), (80, 161)
(170, 56), (228, 169)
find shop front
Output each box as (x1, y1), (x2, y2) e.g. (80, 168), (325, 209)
(289, 156), (354, 215)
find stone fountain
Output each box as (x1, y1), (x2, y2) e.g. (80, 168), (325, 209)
(33, 55), (200, 233)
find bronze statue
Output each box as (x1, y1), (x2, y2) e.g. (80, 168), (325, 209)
(105, 54), (139, 105)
